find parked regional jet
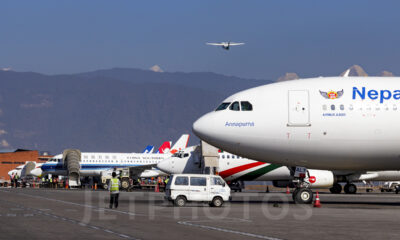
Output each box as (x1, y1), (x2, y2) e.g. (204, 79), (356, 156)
(9, 162), (44, 179)
(157, 146), (400, 201)
(41, 134), (190, 182)
(206, 41), (244, 50)
(192, 76), (400, 202)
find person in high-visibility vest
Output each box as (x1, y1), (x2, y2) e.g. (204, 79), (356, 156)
(109, 172), (120, 209)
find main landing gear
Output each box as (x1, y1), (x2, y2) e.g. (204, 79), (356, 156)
(344, 183), (357, 194)
(329, 183), (342, 194)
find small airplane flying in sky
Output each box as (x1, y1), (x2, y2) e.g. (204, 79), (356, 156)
(206, 41), (244, 50)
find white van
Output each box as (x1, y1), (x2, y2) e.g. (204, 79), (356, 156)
(165, 174), (231, 207)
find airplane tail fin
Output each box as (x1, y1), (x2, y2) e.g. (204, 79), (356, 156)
(170, 134), (190, 154)
(156, 141), (172, 154)
(142, 145), (154, 154)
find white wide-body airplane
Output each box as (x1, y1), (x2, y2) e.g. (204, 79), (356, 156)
(192, 77), (400, 202)
(40, 134), (190, 180)
(206, 42), (244, 50)
(157, 146), (400, 194)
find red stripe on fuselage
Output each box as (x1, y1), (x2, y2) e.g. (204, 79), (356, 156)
(219, 161), (266, 179)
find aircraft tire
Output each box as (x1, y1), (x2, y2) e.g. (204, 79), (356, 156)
(294, 188), (313, 204)
(292, 188), (299, 201)
(344, 183), (357, 194)
(329, 183), (342, 194)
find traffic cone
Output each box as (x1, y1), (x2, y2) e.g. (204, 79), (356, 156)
(286, 186), (290, 194)
(314, 191), (321, 208)
(65, 181), (69, 189)
(155, 183), (159, 192)
(94, 183), (97, 190)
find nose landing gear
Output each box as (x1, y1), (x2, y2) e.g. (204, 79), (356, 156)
(292, 188), (314, 204)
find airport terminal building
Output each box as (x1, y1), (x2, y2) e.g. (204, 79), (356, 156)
(0, 149), (51, 182)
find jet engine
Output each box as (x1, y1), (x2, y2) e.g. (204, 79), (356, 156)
(63, 149), (81, 187)
(306, 169), (335, 188)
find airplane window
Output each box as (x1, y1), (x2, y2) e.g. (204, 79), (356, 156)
(229, 101), (240, 111)
(340, 104), (344, 111)
(241, 101), (253, 111)
(385, 105), (389, 111)
(330, 105), (335, 111)
(394, 105), (397, 111)
(215, 102), (231, 111)
(376, 105), (380, 111)
(349, 104), (354, 111)
(322, 105), (327, 111)
(227, 155), (230, 159)
(222, 155), (225, 159)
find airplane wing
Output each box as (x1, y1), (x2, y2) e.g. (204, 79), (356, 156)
(206, 43), (224, 46)
(229, 42), (245, 46)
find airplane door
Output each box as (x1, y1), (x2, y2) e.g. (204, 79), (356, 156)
(288, 90), (311, 127)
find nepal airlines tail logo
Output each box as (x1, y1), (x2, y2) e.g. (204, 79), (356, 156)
(319, 89), (344, 99)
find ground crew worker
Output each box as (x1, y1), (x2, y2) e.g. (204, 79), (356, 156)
(164, 177), (169, 185)
(109, 172), (120, 209)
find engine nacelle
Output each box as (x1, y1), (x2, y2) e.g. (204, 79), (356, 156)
(306, 169), (335, 188)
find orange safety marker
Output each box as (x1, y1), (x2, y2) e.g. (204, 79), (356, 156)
(65, 181), (69, 189)
(94, 183), (97, 190)
(286, 186), (290, 194)
(314, 191), (321, 208)
(155, 183), (159, 192)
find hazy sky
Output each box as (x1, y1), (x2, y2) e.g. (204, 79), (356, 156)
(1, 1), (400, 80)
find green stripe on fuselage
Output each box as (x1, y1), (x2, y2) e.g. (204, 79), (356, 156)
(236, 164), (282, 181)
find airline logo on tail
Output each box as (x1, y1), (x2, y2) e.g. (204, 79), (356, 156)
(155, 134), (190, 154)
(169, 134), (190, 154)
(142, 145), (154, 154)
(156, 141), (172, 154)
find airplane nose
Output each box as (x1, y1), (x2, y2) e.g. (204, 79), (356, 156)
(157, 159), (173, 174)
(192, 113), (215, 142)
(30, 168), (42, 177)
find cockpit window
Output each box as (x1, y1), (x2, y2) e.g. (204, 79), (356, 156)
(172, 151), (188, 158)
(241, 101), (253, 111)
(229, 101), (240, 111)
(215, 102), (231, 111)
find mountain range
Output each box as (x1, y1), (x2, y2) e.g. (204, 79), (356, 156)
(0, 65), (395, 154)
(0, 68), (269, 154)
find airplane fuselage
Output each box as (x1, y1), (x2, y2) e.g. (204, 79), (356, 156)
(193, 77), (400, 171)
